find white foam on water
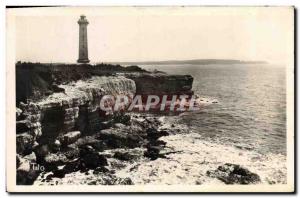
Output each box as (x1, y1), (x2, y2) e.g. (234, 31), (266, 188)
(116, 133), (286, 185)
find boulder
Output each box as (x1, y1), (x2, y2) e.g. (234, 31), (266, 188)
(61, 146), (80, 159)
(52, 169), (66, 178)
(207, 163), (261, 184)
(79, 146), (108, 169)
(63, 160), (81, 173)
(16, 120), (30, 134)
(124, 73), (193, 99)
(113, 151), (140, 161)
(33, 144), (50, 163)
(98, 127), (143, 149)
(118, 177), (134, 185)
(16, 133), (34, 155)
(113, 113), (131, 125)
(44, 153), (69, 167)
(71, 136), (105, 152)
(51, 140), (61, 152)
(114, 123), (126, 128)
(149, 140), (167, 147)
(58, 131), (81, 146)
(144, 145), (164, 160)
(16, 153), (40, 185)
(147, 128), (169, 141)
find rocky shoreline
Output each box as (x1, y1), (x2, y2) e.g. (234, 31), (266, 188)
(22, 113), (266, 186)
(19, 113), (174, 185)
(16, 62), (194, 185)
(16, 62), (266, 186)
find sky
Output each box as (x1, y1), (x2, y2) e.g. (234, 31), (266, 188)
(10, 7), (294, 65)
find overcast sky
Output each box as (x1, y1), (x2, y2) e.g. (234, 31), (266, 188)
(10, 7), (293, 65)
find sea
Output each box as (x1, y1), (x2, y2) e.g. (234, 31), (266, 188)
(120, 63), (287, 184)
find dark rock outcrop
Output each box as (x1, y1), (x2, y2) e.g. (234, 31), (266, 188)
(16, 133), (35, 155)
(58, 131), (81, 146)
(71, 136), (105, 152)
(124, 72), (194, 102)
(113, 151), (140, 161)
(144, 145), (164, 160)
(98, 127), (144, 149)
(79, 146), (108, 169)
(207, 163), (261, 184)
(16, 153), (40, 185)
(44, 153), (69, 167)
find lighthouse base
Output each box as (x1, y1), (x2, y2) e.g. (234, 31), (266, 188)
(77, 59), (90, 63)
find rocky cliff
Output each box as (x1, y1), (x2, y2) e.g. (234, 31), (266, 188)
(124, 72), (193, 101)
(16, 62), (194, 185)
(16, 62), (146, 104)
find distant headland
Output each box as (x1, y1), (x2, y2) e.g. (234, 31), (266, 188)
(108, 59), (267, 65)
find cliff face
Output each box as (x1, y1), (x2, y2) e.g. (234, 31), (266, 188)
(124, 73), (194, 101)
(17, 76), (136, 149)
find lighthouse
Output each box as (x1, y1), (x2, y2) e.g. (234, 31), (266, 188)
(77, 15), (90, 63)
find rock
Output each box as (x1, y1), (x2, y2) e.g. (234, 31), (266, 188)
(44, 153), (69, 167)
(56, 146), (80, 160)
(52, 169), (66, 178)
(144, 145), (164, 160)
(16, 63), (138, 104)
(113, 113), (131, 125)
(207, 163), (261, 184)
(63, 107), (79, 132)
(113, 151), (139, 161)
(32, 141), (39, 149)
(16, 153), (40, 185)
(58, 131), (81, 146)
(54, 139), (61, 147)
(100, 174), (134, 185)
(100, 120), (114, 129)
(99, 127), (143, 149)
(147, 128), (169, 141)
(149, 140), (167, 147)
(71, 136), (105, 152)
(114, 123), (126, 128)
(118, 177), (134, 185)
(79, 146), (108, 169)
(51, 140), (61, 152)
(124, 73), (193, 99)
(16, 120), (30, 134)
(88, 181), (97, 185)
(45, 174), (54, 181)
(16, 155), (21, 168)
(85, 173), (134, 185)
(93, 166), (109, 174)
(52, 84), (65, 93)
(16, 133), (34, 155)
(34, 144), (50, 163)
(62, 160), (81, 174)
